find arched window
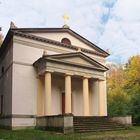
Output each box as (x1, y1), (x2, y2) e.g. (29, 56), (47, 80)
(61, 38), (71, 45)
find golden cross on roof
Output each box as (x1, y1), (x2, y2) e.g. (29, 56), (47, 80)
(63, 15), (69, 25)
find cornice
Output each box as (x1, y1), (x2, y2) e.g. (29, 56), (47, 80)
(13, 31), (108, 57)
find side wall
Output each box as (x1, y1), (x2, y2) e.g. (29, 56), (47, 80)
(0, 41), (13, 128)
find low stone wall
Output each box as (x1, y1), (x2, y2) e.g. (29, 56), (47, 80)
(36, 114), (73, 134)
(110, 116), (132, 126)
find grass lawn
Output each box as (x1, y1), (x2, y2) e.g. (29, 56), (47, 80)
(0, 126), (140, 140)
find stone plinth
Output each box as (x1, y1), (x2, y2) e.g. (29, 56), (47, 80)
(36, 114), (73, 134)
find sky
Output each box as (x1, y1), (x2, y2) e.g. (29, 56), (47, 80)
(0, 0), (140, 64)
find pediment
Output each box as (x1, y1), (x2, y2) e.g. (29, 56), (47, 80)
(30, 31), (96, 52)
(12, 28), (109, 57)
(62, 56), (94, 67)
(46, 52), (108, 71)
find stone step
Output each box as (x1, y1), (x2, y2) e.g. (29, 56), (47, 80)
(74, 118), (109, 121)
(74, 125), (123, 128)
(74, 119), (110, 122)
(74, 123), (123, 127)
(74, 125), (124, 129)
(74, 123), (124, 127)
(73, 116), (125, 132)
(74, 121), (116, 124)
(74, 128), (125, 133)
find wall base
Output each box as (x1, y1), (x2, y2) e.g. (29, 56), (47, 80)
(36, 113), (74, 134)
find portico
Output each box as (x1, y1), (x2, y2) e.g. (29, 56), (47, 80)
(34, 52), (108, 117)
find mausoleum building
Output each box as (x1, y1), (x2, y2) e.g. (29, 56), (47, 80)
(0, 23), (109, 132)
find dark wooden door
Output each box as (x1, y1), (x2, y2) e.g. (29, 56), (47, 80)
(62, 93), (65, 114)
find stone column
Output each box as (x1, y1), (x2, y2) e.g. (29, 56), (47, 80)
(65, 74), (72, 114)
(98, 80), (104, 116)
(83, 77), (90, 116)
(44, 71), (52, 115)
(37, 76), (43, 116)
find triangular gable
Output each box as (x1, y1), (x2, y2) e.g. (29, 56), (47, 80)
(30, 32), (97, 52)
(46, 52), (108, 71)
(11, 28), (109, 57)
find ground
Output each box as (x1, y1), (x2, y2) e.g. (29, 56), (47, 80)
(0, 127), (140, 140)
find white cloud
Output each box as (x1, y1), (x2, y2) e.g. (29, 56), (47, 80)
(0, 0), (140, 64)
(98, 0), (140, 63)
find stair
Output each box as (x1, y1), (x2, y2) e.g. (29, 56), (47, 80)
(73, 116), (126, 133)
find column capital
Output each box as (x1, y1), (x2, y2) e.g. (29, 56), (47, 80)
(45, 70), (54, 73)
(65, 72), (73, 76)
(83, 75), (91, 79)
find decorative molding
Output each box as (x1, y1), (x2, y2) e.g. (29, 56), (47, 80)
(11, 27), (109, 56)
(13, 31), (108, 57)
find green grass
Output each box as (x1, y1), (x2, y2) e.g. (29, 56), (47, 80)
(0, 127), (140, 140)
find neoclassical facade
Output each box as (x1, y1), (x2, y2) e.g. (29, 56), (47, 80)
(0, 23), (109, 129)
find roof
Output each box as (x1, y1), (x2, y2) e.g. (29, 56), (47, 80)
(34, 52), (108, 72)
(0, 27), (110, 58)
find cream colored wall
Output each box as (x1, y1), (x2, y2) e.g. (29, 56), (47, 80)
(12, 118), (36, 128)
(89, 80), (99, 116)
(12, 63), (37, 115)
(0, 66), (12, 115)
(51, 75), (64, 115)
(13, 42), (44, 64)
(0, 43), (13, 77)
(72, 78), (83, 116)
(31, 32), (95, 51)
(12, 41), (44, 116)
(62, 56), (94, 67)
(83, 52), (106, 65)
(0, 42), (13, 127)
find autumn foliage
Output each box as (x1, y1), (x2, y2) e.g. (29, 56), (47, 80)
(107, 55), (140, 124)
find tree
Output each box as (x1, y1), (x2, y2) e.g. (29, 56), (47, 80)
(130, 93), (140, 125)
(124, 55), (140, 95)
(107, 65), (129, 116)
(124, 56), (140, 124)
(108, 88), (129, 116)
(107, 56), (140, 124)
